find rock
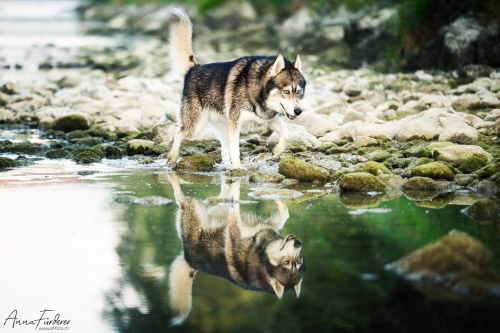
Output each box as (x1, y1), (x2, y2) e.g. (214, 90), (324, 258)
(71, 147), (104, 164)
(481, 96), (500, 108)
(89, 84), (112, 100)
(354, 136), (379, 148)
(0, 156), (16, 168)
(487, 119), (500, 135)
(278, 156), (330, 182)
(403, 147), (430, 158)
(343, 109), (366, 124)
(427, 141), (454, 152)
(0, 109), (14, 123)
(246, 134), (261, 145)
(433, 145), (493, 167)
(411, 162), (455, 181)
(403, 177), (440, 190)
(117, 125), (140, 138)
(248, 188), (303, 200)
(470, 180), (497, 193)
(484, 163), (500, 176)
(415, 95), (451, 111)
(52, 112), (92, 132)
(228, 169), (251, 177)
(294, 112), (338, 137)
(268, 123), (320, 149)
(134, 196), (172, 206)
(126, 139), (155, 155)
(174, 154), (215, 172)
(66, 130), (88, 140)
(452, 94), (481, 110)
(315, 98), (346, 115)
(387, 229), (493, 278)
(438, 122), (478, 144)
(339, 172), (389, 192)
(38, 117), (54, 131)
(57, 76), (78, 88)
(105, 146), (122, 159)
(462, 198), (500, 224)
(249, 171), (285, 183)
(152, 122), (176, 144)
(354, 161), (391, 176)
(378, 174), (405, 188)
(459, 156), (487, 174)
(396, 117), (440, 141)
(0, 82), (19, 95)
(491, 80), (500, 93)
(484, 109), (500, 122)
(45, 149), (68, 159)
(368, 150), (391, 162)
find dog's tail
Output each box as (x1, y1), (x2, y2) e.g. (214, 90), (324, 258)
(169, 254), (196, 325)
(169, 7), (197, 77)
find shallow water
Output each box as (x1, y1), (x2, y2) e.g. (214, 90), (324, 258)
(1, 155), (500, 332)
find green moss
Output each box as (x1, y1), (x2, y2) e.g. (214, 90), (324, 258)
(484, 163), (500, 176)
(416, 157), (431, 166)
(354, 161), (392, 176)
(71, 147), (104, 164)
(227, 169), (251, 177)
(46, 149), (68, 159)
(403, 147), (430, 158)
(403, 177), (439, 190)
(1, 142), (45, 155)
(339, 172), (389, 192)
(427, 141), (454, 152)
(174, 154), (215, 172)
(369, 150), (392, 162)
(278, 156), (331, 182)
(459, 156), (488, 174)
(66, 130), (88, 140)
(411, 162), (455, 181)
(105, 146), (123, 159)
(0, 156), (15, 168)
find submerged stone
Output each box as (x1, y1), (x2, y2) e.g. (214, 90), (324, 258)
(174, 154), (215, 172)
(249, 171), (285, 182)
(411, 162), (455, 181)
(339, 172), (389, 192)
(278, 156), (330, 182)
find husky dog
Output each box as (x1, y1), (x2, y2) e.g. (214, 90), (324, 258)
(166, 8), (306, 168)
(168, 173), (305, 325)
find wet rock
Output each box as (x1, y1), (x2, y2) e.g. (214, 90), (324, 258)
(403, 177), (440, 190)
(470, 180), (497, 193)
(249, 171), (285, 183)
(0, 109), (14, 123)
(354, 136), (379, 148)
(1, 142), (44, 155)
(411, 162), (455, 181)
(248, 188), (303, 200)
(173, 154), (215, 172)
(66, 130), (88, 140)
(71, 147), (104, 164)
(455, 174), (476, 186)
(105, 146), (123, 159)
(45, 149), (68, 159)
(484, 162), (500, 176)
(114, 195), (139, 203)
(462, 198), (500, 224)
(126, 139), (155, 155)
(458, 156), (487, 174)
(228, 168), (251, 177)
(134, 196), (172, 206)
(0, 82), (19, 95)
(278, 156), (330, 182)
(403, 147), (430, 158)
(72, 137), (102, 147)
(52, 112), (92, 132)
(378, 174), (405, 189)
(433, 145), (493, 167)
(339, 172), (389, 192)
(354, 161), (391, 176)
(368, 150), (391, 162)
(0, 156), (16, 168)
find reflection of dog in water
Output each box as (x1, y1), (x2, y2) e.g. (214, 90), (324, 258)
(168, 173), (305, 325)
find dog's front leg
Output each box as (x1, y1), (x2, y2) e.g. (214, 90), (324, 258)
(229, 120), (241, 168)
(269, 115), (289, 159)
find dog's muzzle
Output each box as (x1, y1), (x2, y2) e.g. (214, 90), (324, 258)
(294, 108), (302, 116)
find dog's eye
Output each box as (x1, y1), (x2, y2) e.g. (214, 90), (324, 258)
(297, 90), (301, 94)
(283, 90), (290, 95)
(283, 261), (290, 265)
(296, 260), (301, 265)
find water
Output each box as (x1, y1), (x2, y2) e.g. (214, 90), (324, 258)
(1, 156), (500, 332)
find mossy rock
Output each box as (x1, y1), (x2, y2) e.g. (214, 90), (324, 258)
(126, 139), (155, 156)
(462, 198), (500, 225)
(459, 156), (487, 174)
(411, 162), (455, 181)
(403, 147), (430, 158)
(339, 172), (389, 192)
(52, 113), (91, 132)
(71, 147), (104, 164)
(105, 146), (123, 159)
(227, 168), (250, 177)
(288, 144), (306, 153)
(427, 141), (454, 152)
(249, 171), (285, 183)
(368, 150), (392, 162)
(174, 154), (215, 172)
(71, 137), (102, 147)
(403, 177), (440, 190)
(339, 192), (385, 208)
(0, 156), (15, 168)
(484, 163), (500, 176)
(46, 149), (68, 159)
(1, 142), (45, 155)
(314, 143), (338, 152)
(66, 130), (88, 140)
(354, 161), (392, 176)
(278, 156), (330, 182)
(326, 147), (349, 154)
(416, 157), (431, 166)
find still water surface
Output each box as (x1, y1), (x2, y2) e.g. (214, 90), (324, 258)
(1, 159), (499, 332)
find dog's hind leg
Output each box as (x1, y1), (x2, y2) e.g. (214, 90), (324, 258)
(269, 115), (289, 159)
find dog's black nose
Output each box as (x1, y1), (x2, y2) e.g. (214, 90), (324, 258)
(294, 108), (302, 116)
(294, 240), (302, 249)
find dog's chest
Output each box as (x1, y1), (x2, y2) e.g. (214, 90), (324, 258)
(238, 109), (269, 126)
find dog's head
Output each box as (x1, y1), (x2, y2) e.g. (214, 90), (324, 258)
(265, 55), (306, 120)
(264, 234), (305, 299)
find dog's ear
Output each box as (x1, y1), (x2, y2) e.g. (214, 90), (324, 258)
(268, 276), (285, 299)
(293, 278), (302, 298)
(293, 55), (302, 74)
(269, 55), (285, 78)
